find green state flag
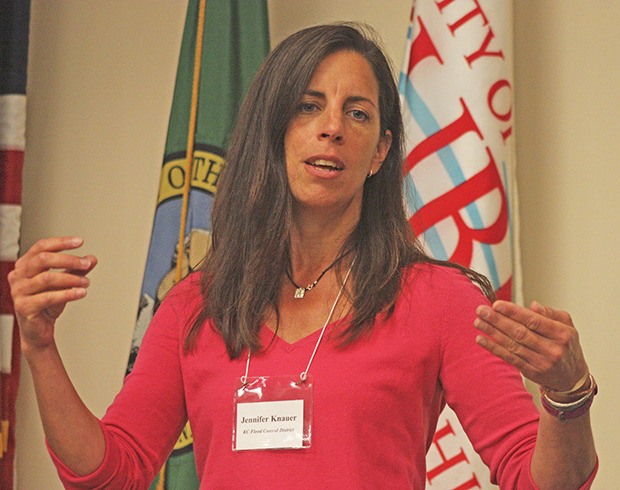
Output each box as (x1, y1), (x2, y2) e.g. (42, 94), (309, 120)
(126, 1), (269, 488)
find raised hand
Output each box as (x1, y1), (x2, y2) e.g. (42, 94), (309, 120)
(474, 300), (589, 392)
(8, 236), (97, 352)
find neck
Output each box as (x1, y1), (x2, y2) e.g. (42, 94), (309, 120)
(288, 204), (359, 279)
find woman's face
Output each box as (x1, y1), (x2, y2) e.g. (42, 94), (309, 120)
(284, 49), (392, 220)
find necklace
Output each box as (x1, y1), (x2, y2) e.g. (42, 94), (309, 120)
(285, 250), (352, 299)
(242, 257), (356, 385)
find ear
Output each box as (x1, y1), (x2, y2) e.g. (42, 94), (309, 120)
(370, 129), (392, 174)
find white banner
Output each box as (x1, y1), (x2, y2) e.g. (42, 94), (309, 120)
(399, 1), (518, 488)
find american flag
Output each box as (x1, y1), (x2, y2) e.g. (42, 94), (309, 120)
(0, 1), (30, 487)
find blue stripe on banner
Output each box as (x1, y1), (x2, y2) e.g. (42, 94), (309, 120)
(403, 172), (449, 260)
(400, 71), (449, 260)
(400, 74), (501, 288)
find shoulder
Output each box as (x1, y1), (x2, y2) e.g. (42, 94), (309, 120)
(396, 261), (490, 329)
(156, 271), (204, 318)
(400, 261), (487, 302)
(375, 262), (489, 358)
(164, 271), (202, 299)
(395, 262), (491, 358)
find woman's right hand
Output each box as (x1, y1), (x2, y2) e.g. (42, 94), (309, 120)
(8, 237), (97, 353)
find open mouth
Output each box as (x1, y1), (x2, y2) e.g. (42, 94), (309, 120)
(306, 159), (343, 172)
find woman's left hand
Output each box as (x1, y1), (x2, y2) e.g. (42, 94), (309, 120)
(474, 300), (589, 391)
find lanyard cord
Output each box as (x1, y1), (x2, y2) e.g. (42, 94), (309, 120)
(241, 258), (356, 384)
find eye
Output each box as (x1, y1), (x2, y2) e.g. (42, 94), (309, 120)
(298, 102), (319, 114)
(348, 109), (370, 122)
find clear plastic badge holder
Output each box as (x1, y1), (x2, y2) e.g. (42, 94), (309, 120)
(233, 374), (313, 451)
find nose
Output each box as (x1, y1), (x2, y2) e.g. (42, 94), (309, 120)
(318, 108), (343, 142)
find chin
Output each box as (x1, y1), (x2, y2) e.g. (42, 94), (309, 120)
(293, 195), (363, 217)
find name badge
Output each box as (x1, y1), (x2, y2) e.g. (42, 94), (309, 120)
(233, 375), (313, 451)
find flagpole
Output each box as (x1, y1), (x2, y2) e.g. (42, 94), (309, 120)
(175, 0), (207, 285)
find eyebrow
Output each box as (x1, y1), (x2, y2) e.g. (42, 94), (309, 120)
(302, 90), (378, 109)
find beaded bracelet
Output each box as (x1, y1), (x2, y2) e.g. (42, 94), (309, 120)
(540, 374), (598, 422)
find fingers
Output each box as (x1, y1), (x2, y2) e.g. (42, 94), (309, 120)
(9, 236), (98, 318)
(15, 287), (88, 322)
(474, 306), (552, 376)
(16, 268), (89, 299)
(11, 238), (97, 292)
(530, 300), (574, 326)
(28, 236), (84, 254)
(17, 237), (95, 278)
(483, 301), (568, 339)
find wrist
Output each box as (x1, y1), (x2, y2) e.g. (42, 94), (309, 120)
(543, 370), (590, 396)
(541, 371), (592, 403)
(539, 374), (598, 421)
(21, 338), (60, 364)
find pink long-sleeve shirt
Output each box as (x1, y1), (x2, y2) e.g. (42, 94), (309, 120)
(50, 263), (597, 488)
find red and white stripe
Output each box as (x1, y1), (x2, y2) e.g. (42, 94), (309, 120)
(1, 93), (25, 477)
(0, 93), (25, 375)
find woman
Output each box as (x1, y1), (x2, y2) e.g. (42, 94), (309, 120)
(10, 24), (596, 489)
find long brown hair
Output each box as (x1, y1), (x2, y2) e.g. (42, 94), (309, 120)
(184, 23), (494, 358)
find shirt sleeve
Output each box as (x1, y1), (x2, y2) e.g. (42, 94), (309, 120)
(48, 278), (195, 489)
(437, 269), (597, 489)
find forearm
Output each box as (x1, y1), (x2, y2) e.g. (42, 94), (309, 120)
(24, 341), (105, 476)
(531, 410), (596, 489)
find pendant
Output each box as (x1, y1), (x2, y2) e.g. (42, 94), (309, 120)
(294, 287), (306, 299)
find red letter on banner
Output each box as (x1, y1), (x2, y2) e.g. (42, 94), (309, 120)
(427, 419), (481, 488)
(410, 148), (508, 267)
(404, 98), (482, 174)
(407, 16), (443, 77)
(435, 0), (489, 33)
(487, 79), (513, 142)
(465, 27), (504, 67)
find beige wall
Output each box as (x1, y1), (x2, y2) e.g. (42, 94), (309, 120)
(513, 3), (620, 488)
(15, 1), (617, 488)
